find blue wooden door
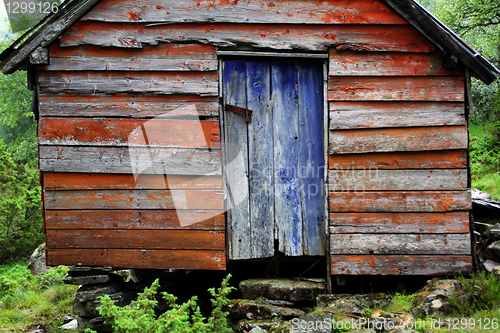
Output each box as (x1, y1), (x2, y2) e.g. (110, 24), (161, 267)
(223, 59), (325, 260)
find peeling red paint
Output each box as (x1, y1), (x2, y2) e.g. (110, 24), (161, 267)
(128, 12), (142, 21)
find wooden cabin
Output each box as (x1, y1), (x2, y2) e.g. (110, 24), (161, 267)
(1, 0), (498, 278)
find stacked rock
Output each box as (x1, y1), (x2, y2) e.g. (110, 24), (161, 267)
(63, 267), (133, 333)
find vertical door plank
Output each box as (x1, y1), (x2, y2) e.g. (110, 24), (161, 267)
(223, 60), (251, 260)
(298, 61), (325, 255)
(272, 61), (303, 256)
(247, 61), (275, 258)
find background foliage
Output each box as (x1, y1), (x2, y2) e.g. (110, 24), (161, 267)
(423, 0), (500, 199)
(0, 38), (42, 264)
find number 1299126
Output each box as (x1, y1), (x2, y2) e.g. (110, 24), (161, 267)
(5, 1), (60, 15)
(445, 318), (498, 330)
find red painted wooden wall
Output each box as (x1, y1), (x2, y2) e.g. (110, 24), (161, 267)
(37, 0), (472, 274)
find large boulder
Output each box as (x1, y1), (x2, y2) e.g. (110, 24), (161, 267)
(483, 241), (500, 262)
(239, 278), (326, 302)
(316, 293), (392, 316)
(411, 278), (461, 317)
(227, 299), (305, 320)
(26, 243), (49, 275)
(369, 310), (414, 332)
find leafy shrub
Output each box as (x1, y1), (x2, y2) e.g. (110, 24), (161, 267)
(86, 274), (235, 333)
(449, 271), (500, 315)
(0, 141), (43, 263)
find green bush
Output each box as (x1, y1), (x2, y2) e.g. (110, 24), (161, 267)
(86, 274), (235, 333)
(449, 271), (500, 315)
(0, 141), (43, 263)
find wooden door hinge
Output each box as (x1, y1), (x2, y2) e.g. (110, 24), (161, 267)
(225, 104), (253, 122)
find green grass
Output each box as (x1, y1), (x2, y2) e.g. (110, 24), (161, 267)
(384, 292), (414, 313)
(472, 173), (500, 201)
(469, 121), (500, 201)
(0, 262), (78, 333)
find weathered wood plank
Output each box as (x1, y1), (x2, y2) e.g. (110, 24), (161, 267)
(329, 150), (467, 170)
(298, 60), (326, 256)
(44, 190), (223, 210)
(329, 190), (471, 212)
(46, 248), (226, 270)
(328, 76), (464, 101)
(43, 173), (222, 190)
(60, 22), (435, 53)
(39, 146), (222, 175)
(39, 118), (220, 148)
(42, 43), (217, 71)
(329, 102), (465, 129)
(273, 61), (303, 256)
(38, 71), (219, 95)
(330, 234), (471, 255)
(329, 126), (468, 154)
(47, 229), (224, 250)
(82, 0), (407, 24)
(329, 51), (459, 76)
(223, 60), (251, 260)
(39, 94), (219, 118)
(45, 210), (224, 230)
(246, 61), (274, 259)
(329, 212), (469, 233)
(329, 169), (467, 191)
(330, 255), (472, 275)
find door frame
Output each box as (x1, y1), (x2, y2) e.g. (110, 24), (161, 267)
(217, 52), (330, 279)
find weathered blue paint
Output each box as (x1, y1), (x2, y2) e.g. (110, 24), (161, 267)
(272, 61), (303, 256)
(224, 59), (325, 259)
(223, 60), (251, 260)
(298, 61), (325, 255)
(246, 61), (275, 258)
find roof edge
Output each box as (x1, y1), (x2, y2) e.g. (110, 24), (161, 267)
(0, 0), (100, 74)
(381, 0), (500, 85)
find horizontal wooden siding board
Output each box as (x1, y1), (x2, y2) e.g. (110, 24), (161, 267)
(329, 51), (459, 76)
(46, 229), (225, 250)
(329, 126), (468, 154)
(45, 210), (224, 230)
(42, 43), (217, 71)
(329, 190), (471, 212)
(82, 0), (408, 24)
(330, 255), (472, 275)
(330, 234), (471, 255)
(330, 212), (469, 233)
(60, 22), (435, 52)
(43, 173), (222, 190)
(46, 248), (226, 270)
(329, 102), (465, 129)
(39, 118), (221, 148)
(329, 150), (467, 170)
(44, 190), (223, 210)
(39, 146), (222, 175)
(38, 71), (219, 95)
(329, 169), (467, 191)
(39, 94), (219, 118)
(328, 76), (464, 101)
